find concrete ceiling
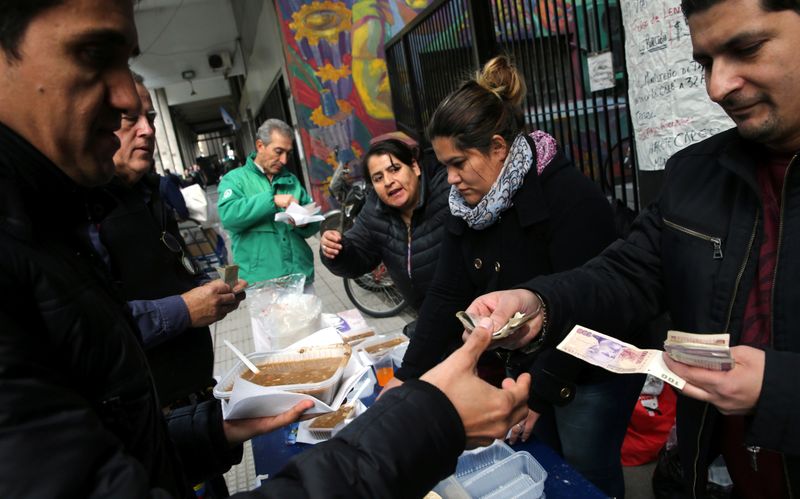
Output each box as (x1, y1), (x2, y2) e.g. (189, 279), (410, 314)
(132, 0), (246, 133)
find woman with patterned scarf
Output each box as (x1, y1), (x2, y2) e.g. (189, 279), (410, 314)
(383, 56), (644, 498)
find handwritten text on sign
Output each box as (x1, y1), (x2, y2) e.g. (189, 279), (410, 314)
(621, 1), (733, 171)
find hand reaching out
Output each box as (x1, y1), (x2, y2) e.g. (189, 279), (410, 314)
(665, 345), (765, 415)
(182, 280), (241, 328)
(463, 289), (544, 351)
(421, 321), (531, 448)
(223, 400), (315, 446)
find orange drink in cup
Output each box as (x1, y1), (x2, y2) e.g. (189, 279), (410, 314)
(373, 354), (394, 386)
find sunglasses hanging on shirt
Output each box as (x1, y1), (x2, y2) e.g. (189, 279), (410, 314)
(160, 230), (198, 276)
(156, 190), (198, 276)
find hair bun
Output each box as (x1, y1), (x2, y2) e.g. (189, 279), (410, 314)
(475, 55), (526, 107)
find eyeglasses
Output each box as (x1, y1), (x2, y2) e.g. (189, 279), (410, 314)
(161, 230), (197, 275)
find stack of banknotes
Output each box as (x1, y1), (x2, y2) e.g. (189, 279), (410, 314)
(663, 330), (733, 371)
(217, 264), (239, 288)
(556, 325), (734, 390)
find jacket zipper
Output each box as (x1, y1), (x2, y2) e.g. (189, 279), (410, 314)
(765, 154), (797, 492)
(663, 218), (724, 259)
(406, 224), (412, 279)
(692, 211), (758, 498)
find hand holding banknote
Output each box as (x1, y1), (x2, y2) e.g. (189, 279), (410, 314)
(664, 346), (765, 415)
(464, 289), (543, 350)
(663, 330), (733, 370)
(557, 326), (765, 415)
(556, 325), (686, 389)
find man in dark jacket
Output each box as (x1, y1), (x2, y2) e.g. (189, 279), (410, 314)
(466, 0), (800, 496)
(0, 5), (530, 497)
(102, 74), (246, 407)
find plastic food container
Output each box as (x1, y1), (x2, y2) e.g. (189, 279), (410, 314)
(461, 452), (547, 499)
(455, 440), (515, 481)
(213, 344), (351, 404)
(430, 476), (471, 499)
(356, 332), (409, 363)
(339, 328), (375, 346)
(307, 404), (355, 440)
(390, 341), (408, 369)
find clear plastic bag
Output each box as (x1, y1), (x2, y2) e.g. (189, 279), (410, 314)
(247, 274), (321, 351)
(246, 273), (306, 300)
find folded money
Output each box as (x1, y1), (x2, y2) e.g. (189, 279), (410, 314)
(556, 325), (686, 389)
(217, 264), (239, 288)
(664, 330), (733, 371)
(455, 309), (540, 340)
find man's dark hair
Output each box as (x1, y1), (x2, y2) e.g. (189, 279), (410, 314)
(682, 0), (800, 17)
(361, 139), (419, 180)
(0, 1), (65, 59)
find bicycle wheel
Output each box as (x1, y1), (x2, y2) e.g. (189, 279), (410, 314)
(343, 265), (407, 318)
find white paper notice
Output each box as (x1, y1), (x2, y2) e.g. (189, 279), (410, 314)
(587, 51), (615, 93)
(620, 1), (734, 171)
(275, 202), (325, 226)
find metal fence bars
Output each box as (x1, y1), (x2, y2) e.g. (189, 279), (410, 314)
(386, 0), (638, 210)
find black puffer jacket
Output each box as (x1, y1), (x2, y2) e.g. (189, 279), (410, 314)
(525, 129), (800, 496)
(0, 124), (239, 498)
(396, 134), (618, 410)
(321, 166), (450, 310)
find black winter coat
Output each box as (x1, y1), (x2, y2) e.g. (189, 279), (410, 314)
(101, 175), (214, 405)
(396, 134), (618, 410)
(258, 380), (465, 498)
(0, 124), (239, 498)
(321, 167), (450, 310)
(525, 129), (800, 496)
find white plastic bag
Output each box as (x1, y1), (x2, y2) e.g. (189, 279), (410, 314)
(248, 274), (321, 351)
(181, 184), (209, 223)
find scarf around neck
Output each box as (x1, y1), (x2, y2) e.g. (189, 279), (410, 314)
(449, 130), (557, 230)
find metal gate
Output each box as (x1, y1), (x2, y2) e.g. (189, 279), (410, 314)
(386, 0), (638, 210)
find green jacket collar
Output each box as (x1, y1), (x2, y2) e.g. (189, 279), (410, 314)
(245, 152), (292, 183)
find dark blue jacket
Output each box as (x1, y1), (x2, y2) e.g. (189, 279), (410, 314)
(321, 166), (450, 310)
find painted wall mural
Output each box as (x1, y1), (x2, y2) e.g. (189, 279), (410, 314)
(275, 0), (431, 209)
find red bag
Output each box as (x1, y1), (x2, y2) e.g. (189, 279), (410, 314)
(621, 382), (677, 466)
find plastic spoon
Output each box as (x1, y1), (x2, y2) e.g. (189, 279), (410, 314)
(224, 340), (260, 374)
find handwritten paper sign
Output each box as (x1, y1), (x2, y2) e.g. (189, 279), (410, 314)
(587, 51), (615, 92)
(620, 1), (734, 171)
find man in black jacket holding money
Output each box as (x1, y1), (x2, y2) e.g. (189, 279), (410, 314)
(465, 0), (800, 496)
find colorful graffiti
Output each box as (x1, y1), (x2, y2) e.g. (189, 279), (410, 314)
(275, 0), (431, 209)
(492, 0), (576, 41)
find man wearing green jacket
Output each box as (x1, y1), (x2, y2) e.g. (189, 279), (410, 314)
(218, 119), (319, 286)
